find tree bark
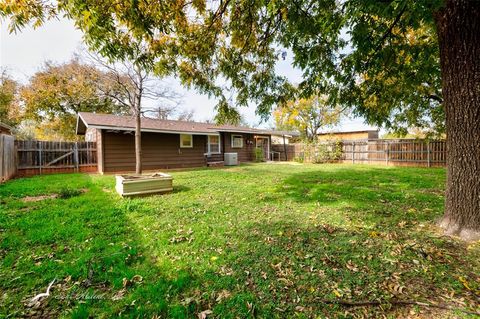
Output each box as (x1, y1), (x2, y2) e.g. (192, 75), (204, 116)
(133, 65), (144, 175)
(135, 107), (142, 175)
(434, 0), (480, 241)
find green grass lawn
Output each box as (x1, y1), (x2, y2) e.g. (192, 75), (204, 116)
(1, 163), (479, 318)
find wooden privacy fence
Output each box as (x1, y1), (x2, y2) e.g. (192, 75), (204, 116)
(0, 134), (16, 182)
(272, 139), (447, 167)
(16, 140), (97, 177)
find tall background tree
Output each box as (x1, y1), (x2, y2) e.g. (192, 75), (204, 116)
(274, 95), (342, 141)
(0, 69), (21, 126)
(20, 58), (130, 140)
(1, 0), (479, 239)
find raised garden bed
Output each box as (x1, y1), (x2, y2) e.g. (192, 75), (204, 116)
(115, 173), (173, 197)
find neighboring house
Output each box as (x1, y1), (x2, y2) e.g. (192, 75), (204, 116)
(76, 112), (295, 173)
(271, 133), (294, 145)
(317, 129), (379, 141)
(0, 122), (12, 135)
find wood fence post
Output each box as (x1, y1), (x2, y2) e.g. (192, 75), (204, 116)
(385, 141), (389, 165)
(352, 142), (355, 164)
(0, 135), (4, 181)
(427, 141), (431, 167)
(39, 141), (42, 175)
(74, 142), (79, 172)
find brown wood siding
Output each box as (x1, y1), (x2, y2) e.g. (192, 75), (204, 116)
(103, 131), (208, 172)
(222, 132), (256, 162)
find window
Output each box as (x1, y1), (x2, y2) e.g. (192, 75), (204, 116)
(180, 134), (193, 148)
(208, 135), (220, 154)
(231, 134), (243, 148)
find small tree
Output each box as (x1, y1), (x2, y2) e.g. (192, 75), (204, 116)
(274, 95), (342, 141)
(88, 50), (180, 175)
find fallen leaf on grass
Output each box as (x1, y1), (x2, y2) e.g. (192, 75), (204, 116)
(216, 289), (231, 302)
(112, 289), (126, 301)
(295, 306), (306, 312)
(198, 309), (212, 319)
(389, 283), (406, 295)
(218, 266), (234, 276)
(122, 275), (143, 288)
(346, 260), (359, 272)
(458, 277), (472, 291)
(369, 231), (379, 238)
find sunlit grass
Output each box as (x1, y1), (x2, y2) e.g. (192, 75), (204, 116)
(1, 163), (478, 318)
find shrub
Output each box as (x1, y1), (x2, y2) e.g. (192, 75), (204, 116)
(254, 148), (265, 162)
(300, 139), (343, 163)
(58, 187), (82, 199)
(294, 153), (305, 163)
(312, 141), (343, 163)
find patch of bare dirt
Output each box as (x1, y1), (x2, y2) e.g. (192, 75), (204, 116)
(22, 194), (57, 202)
(21, 188), (89, 202)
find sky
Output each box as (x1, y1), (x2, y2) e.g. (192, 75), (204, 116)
(0, 17), (377, 132)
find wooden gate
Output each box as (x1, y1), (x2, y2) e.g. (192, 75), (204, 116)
(16, 140), (97, 177)
(0, 134), (16, 182)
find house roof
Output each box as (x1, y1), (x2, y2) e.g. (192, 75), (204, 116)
(317, 129), (379, 135)
(0, 122), (12, 134)
(76, 112), (298, 137)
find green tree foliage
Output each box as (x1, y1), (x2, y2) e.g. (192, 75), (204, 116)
(0, 0), (295, 123)
(20, 58), (130, 140)
(0, 0), (444, 132)
(284, 1), (444, 135)
(274, 95), (342, 141)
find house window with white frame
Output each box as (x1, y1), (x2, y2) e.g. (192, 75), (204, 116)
(231, 134), (243, 148)
(208, 135), (220, 154)
(180, 134), (193, 148)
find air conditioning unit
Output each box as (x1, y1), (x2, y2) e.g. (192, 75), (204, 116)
(224, 152), (238, 166)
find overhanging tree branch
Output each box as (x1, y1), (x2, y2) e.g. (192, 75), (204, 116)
(364, 3), (408, 69)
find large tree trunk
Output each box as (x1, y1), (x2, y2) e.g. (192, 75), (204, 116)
(435, 0), (480, 241)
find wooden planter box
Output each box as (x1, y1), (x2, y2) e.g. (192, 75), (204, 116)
(115, 173), (173, 197)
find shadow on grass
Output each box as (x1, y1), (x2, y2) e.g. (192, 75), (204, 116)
(172, 184), (191, 194)
(214, 217), (475, 318)
(271, 165), (446, 227)
(0, 174), (198, 317)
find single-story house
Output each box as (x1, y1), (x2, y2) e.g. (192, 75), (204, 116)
(0, 122), (12, 135)
(271, 134), (292, 145)
(76, 112), (295, 173)
(317, 129), (379, 141)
